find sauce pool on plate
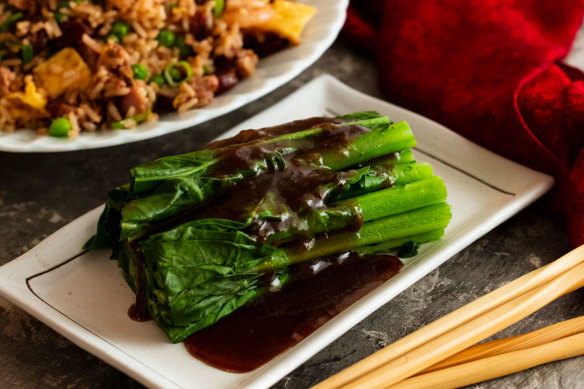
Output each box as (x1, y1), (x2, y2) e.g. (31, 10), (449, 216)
(184, 252), (402, 372)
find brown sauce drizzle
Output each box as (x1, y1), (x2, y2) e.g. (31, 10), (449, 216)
(184, 252), (403, 372)
(137, 118), (370, 241)
(208, 121), (367, 177)
(198, 161), (363, 243)
(198, 119), (372, 242)
(203, 117), (344, 150)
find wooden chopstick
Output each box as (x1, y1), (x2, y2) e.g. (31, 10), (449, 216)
(341, 262), (584, 389)
(419, 315), (584, 374)
(313, 244), (584, 389)
(391, 330), (584, 389)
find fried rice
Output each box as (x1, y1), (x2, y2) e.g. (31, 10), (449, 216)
(0, 0), (315, 136)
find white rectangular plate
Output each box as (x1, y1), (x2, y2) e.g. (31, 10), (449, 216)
(0, 74), (554, 389)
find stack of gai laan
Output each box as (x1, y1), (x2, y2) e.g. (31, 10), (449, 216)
(84, 111), (452, 343)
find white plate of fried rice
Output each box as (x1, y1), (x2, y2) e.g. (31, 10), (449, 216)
(0, 0), (348, 152)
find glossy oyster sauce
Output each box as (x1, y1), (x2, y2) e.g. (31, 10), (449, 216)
(184, 252), (402, 373)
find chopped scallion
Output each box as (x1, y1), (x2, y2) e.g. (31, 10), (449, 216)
(0, 12), (23, 33)
(21, 44), (33, 65)
(163, 61), (192, 86)
(111, 110), (152, 130)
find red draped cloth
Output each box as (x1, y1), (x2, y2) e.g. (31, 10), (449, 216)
(343, 0), (584, 247)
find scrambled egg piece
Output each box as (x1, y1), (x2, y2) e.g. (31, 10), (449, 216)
(4, 78), (48, 120)
(33, 48), (91, 98)
(259, 1), (316, 45)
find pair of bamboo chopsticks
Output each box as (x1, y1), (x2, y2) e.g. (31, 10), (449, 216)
(392, 316), (584, 388)
(313, 244), (584, 389)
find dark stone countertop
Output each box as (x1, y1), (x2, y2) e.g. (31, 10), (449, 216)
(1, 39), (583, 388)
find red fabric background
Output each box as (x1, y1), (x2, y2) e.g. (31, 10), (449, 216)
(343, 0), (584, 247)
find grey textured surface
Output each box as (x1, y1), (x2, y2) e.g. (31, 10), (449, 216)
(2, 39), (584, 388)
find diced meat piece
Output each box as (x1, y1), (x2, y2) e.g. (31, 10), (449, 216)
(233, 48), (258, 78)
(216, 70), (239, 95)
(213, 55), (234, 75)
(76, 43), (99, 70)
(117, 86), (148, 117)
(212, 55), (244, 94)
(46, 101), (77, 118)
(30, 29), (48, 53)
(243, 31), (289, 57)
(154, 95), (175, 115)
(50, 20), (94, 50)
(190, 75), (219, 106)
(190, 8), (214, 40)
(172, 75), (219, 112)
(22, 12), (42, 23)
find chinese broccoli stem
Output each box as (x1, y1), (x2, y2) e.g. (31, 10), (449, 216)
(267, 176), (447, 243)
(114, 117), (415, 241)
(321, 121), (416, 170)
(355, 229), (446, 255)
(265, 203), (452, 269)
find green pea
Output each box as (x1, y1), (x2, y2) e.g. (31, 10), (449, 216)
(156, 29), (176, 48)
(49, 118), (72, 137)
(175, 35), (193, 59)
(150, 74), (165, 87)
(111, 21), (129, 40)
(21, 44), (33, 65)
(131, 63), (148, 80)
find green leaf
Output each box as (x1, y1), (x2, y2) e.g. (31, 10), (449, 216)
(83, 184), (131, 257)
(134, 218), (290, 341)
(397, 241), (421, 258)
